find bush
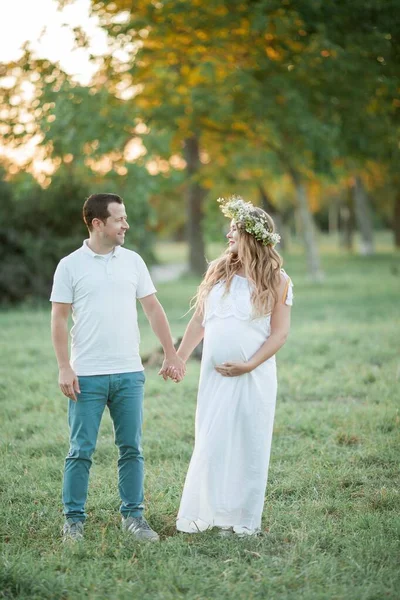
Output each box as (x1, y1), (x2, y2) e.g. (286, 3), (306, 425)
(0, 166), (156, 305)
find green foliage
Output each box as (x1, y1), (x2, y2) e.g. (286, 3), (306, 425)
(0, 164), (156, 305)
(1, 0), (400, 278)
(0, 166), (89, 304)
(41, 80), (135, 164)
(0, 249), (399, 598)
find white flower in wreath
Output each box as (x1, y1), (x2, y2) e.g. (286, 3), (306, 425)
(217, 196), (281, 247)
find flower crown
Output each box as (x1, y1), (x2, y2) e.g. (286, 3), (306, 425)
(217, 195), (281, 247)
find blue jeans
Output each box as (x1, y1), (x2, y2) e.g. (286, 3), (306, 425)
(63, 371), (145, 522)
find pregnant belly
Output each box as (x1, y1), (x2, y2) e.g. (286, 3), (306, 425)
(203, 317), (267, 366)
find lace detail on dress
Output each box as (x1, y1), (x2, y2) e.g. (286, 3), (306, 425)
(203, 277), (258, 325)
(203, 270), (293, 326)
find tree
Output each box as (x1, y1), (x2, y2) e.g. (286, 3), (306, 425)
(65, 0), (330, 276)
(0, 49), (158, 264)
(3, 0), (400, 284)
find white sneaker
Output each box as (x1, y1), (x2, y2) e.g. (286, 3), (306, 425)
(217, 526), (234, 538)
(235, 526), (261, 538)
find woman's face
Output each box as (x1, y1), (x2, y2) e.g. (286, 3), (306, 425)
(226, 220), (239, 254)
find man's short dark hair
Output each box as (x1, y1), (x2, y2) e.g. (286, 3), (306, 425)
(83, 193), (123, 231)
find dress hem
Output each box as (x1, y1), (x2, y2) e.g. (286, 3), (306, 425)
(176, 516), (261, 535)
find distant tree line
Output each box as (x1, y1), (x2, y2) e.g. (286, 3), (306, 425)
(0, 0), (399, 302)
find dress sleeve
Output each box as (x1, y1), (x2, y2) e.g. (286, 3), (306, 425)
(281, 271), (293, 306)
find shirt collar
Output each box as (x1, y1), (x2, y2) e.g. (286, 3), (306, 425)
(82, 239), (121, 258)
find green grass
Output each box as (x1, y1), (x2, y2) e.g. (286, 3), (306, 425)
(1, 247), (399, 599)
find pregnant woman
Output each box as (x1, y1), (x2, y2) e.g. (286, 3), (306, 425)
(174, 195), (293, 537)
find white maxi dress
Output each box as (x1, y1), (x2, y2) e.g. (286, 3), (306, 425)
(176, 272), (293, 534)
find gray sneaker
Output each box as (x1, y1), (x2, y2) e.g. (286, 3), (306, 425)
(63, 519), (84, 543)
(122, 516), (160, 542)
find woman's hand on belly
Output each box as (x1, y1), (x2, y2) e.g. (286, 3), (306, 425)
(214, 361), (252, 377)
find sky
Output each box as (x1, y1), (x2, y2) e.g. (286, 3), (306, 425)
(0, 0), (109, 170)
(0, 0), (107, 84)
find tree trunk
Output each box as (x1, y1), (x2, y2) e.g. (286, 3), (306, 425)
(393, 190), (400, 248)
(339, 205), (354, 251)
(339, 184), (355, 251)
(258, 185), (286, 250)
(290, 170), (324, 281)
(183, 135), (207, 275)
(328, 201), (339, 236)
(353, 175), (374, 255)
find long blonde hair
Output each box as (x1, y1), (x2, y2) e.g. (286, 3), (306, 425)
(194, 207), (283, 317)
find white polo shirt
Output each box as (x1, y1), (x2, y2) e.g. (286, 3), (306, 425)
(50, 240), (157, 376)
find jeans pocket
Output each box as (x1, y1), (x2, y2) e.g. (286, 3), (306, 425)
(137, 371), (146, 385)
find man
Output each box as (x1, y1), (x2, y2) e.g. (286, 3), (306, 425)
(50, 193), (185, 543)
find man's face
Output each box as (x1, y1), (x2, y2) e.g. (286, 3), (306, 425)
(99, 202), (129, 246)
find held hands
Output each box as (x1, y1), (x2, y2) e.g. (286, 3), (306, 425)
(158, 357), (252, 381)
(158, 353), (186, 383)
(214, 361), (253, 377)
(59, 366), (80, 401)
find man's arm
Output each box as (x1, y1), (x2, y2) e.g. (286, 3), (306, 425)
(51, 302), (80, 401)
(139, 294), (186, 381)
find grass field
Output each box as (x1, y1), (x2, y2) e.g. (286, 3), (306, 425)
(0, 244), (399, 599)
